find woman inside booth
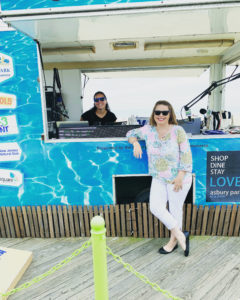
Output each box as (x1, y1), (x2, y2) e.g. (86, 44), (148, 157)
(81, 91), (117, 125)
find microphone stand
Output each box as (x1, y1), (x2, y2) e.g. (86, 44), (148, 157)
(183, 72), (240, 119)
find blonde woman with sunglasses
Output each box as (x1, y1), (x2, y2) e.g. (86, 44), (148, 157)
(127, 100), (192, 257)
(81, 91), (117, 125)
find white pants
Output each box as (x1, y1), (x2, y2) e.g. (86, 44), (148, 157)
(150, 177), (192, 230)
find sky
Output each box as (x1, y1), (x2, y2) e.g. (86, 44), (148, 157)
(82, 66), (240, 122)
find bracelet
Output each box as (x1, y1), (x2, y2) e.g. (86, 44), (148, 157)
(133, 141), (138, 145)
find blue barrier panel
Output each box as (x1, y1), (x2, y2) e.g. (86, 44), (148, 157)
(0, 30), (240, 207)
(1, 0), (165, 11)
(190, 138), (240, 206)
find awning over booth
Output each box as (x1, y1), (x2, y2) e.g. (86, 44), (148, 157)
(1, 0), (240, 72)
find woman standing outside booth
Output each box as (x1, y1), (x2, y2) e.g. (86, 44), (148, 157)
(126, 100), (192, 256)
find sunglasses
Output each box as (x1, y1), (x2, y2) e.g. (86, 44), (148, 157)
(154, 110), (170, 116)
(94, 97), (105, 103)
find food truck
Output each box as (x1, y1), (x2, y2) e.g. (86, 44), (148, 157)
(1, 0), (240, 211)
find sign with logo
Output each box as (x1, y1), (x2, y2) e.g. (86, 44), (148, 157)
(0, 115), (19, 136)
(206, 151), (240, 202)
(0, 143), (22, 162)
(0, 246), (32, 297)
(0, 169), (23, 187)
(136, 117), (149, 126)
(0, 53), (14, 83)
(0, 249), (6, 257)
(0, 92), (17, 109)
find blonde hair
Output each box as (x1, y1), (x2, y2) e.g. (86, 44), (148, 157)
(149, 100), (178, 126)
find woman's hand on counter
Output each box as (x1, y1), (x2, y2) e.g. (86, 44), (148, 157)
(133, 141), (142, 159)
(128, 137), (142, 159)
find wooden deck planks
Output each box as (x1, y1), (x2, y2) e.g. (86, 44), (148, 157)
(228, 204), (237, 236)
(222, 205), (231, 236)
(148, 203), (153, 238)
(212, 205), (220, 236)
(201, 205), (209, 235)
(78, 206), (85, 237)
(190, 205), (197, 235)
(42, 206), (49, 238)
(17, 206), (25, 238)
(159, 219), (164, 238)
(0, 236), (238, 300)
(73, 205), (80, 237)
(104, 205), (110, 237)
(196, 205), (203, 235)
(36, 206), (44, 238)
(32, 206), (40, 238)
(1, 207), (11, 238)
(137, 203), (143, 238)
(120, 204), (126, 237)
(83, 206), (90, 237)
(153, 216), (159, 238)
(27, 206), (36, 238)
(185, 203), (192, 232)
(142, 203), (148, 238)
(57, 205), (65, 238)
(110, 205), (116, 237)
(68, 206), (75, 238)
(6, 207), (16, 238)
(115, 204), (121, 236)
(47, 206), (55, 238)
(52, 205), (60, 238)
(217, 205), (226, 236)
(131, 203), (137, 238)
(62, 206), (70, 238)
(233, 206), (240, 237)
(0, 207), (6, 237)
(0, 204), (239, 238)
(206, 205), (215, 235)
(126, 204), (131, 237)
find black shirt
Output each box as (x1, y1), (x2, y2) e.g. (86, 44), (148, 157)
(81, 108), (117, 125)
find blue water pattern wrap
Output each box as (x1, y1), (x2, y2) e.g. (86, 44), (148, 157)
(0, 31), (240, 207)
(1, 0), (165, 10)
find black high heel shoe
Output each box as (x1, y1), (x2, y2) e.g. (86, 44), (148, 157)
(159, 244), (178, 254)
(183, 231), (190, 257)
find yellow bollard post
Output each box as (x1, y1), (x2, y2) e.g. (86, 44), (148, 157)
(91, 216), (109, 300)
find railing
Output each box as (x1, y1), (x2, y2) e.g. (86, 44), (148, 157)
(0, 203), (239, 238)
(0, 216), (183, 300)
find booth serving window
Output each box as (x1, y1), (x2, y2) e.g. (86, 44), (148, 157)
(43, 66), (240, 141)
(43, 68), (213, 141)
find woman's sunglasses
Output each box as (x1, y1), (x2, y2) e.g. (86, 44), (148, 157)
(94, 97), (105, 103)
(154, 110), (170, 116)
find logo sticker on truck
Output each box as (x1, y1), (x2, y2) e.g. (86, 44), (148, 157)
(0, 169), (23, 187)
(0, 92), (17, 109)
(0, 249), (6, 257)
(0, 115), (19, 136)
(0, 142), (22, 162)
(0, 53), (14, 83)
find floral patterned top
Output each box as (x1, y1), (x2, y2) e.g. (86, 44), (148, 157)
(126, 125), (192, 184)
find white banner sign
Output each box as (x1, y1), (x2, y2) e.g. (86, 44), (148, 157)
(0, 115), (19, 136)
(0, 53), (14, 83)
(0, 143), (22, 162)
(0, 169), (23, 187)
(0, 92), (17, 109)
